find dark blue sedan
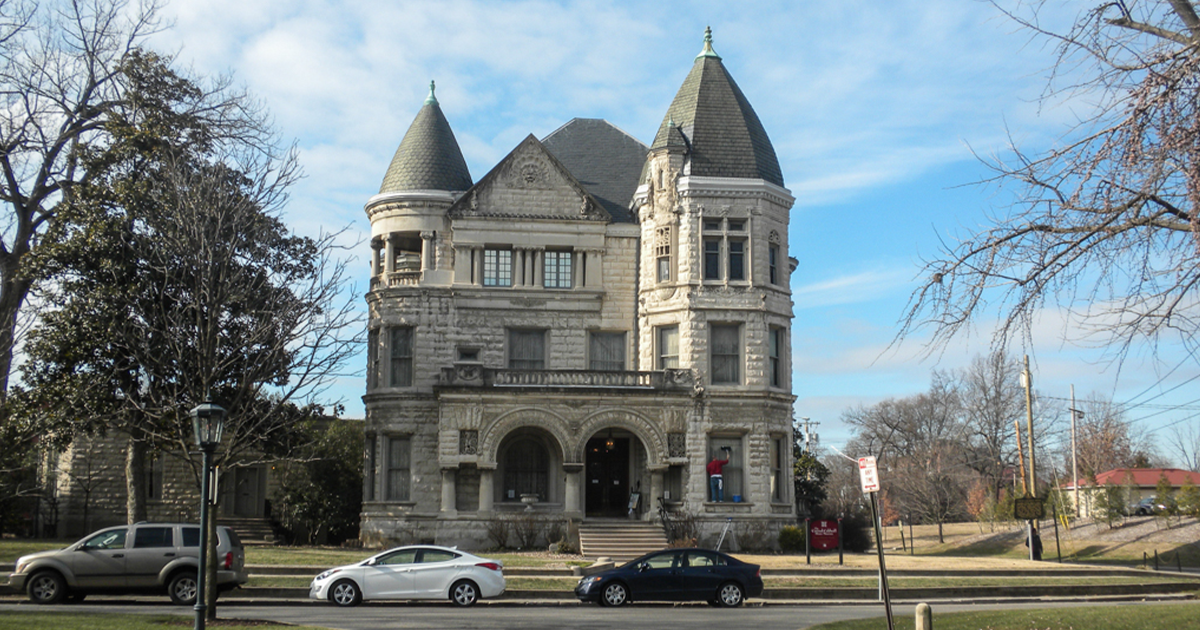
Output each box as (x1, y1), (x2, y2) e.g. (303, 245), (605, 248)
(574, 548), (763, 607)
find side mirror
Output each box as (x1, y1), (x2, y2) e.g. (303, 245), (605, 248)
(638, 562), (649, 572)
(366, 558), (378, 566)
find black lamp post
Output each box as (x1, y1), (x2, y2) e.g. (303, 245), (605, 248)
(190, 401), (225, 630)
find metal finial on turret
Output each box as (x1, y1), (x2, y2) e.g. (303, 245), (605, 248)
(425, 80), (438, 105)
(697, 26), (721, 60)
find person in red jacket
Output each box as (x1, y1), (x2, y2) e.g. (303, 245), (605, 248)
(707, 447), (731, 502)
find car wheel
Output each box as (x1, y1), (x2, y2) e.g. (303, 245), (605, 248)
(601, 581), (628, 607)
(27, 571), (66, 604)
(330, 579), (362, 607)
(451, 579), (479, 606)
(717, 581), (744, 607)
(168, 571), (198, 606)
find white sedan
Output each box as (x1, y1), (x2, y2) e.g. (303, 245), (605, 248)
(309, 545), (505, 607)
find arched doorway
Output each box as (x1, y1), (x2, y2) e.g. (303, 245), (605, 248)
(585, 429), (637, 517)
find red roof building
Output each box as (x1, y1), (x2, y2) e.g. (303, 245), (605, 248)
(1061, 468), (1200, 519)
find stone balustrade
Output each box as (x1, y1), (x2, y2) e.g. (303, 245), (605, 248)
(437, 366), (695, 391)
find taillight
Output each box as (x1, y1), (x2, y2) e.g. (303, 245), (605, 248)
(476, 562), (501, 571)
(223, 552), (233, 570)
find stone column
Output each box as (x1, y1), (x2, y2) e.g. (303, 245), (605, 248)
(473, 247), (484, 286)
(370, 238), (382, 276)
(384, 235), (396, 273)
(478, 467), (495, 513)
(421, 231), (436, 271)
(563, 463), (584, 517)
(440, 468), (457, 517)
(533, 248), (545, 287)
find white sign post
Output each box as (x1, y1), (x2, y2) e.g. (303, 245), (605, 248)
(857, 455), (893, 630)
(858, 456), (880, 493)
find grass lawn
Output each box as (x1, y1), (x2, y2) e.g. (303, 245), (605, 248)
(0, 612), (323, 630)
(807, 602), (1200, 630)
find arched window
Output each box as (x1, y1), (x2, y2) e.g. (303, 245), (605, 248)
(504, 438), (548, 500)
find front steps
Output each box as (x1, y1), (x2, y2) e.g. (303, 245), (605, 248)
(219, 517), (276, 545)
(578, 519), (667, 561)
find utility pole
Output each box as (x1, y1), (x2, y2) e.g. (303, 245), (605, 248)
(1021, 355), (1038, 561)
(1069, 385), (1082, 518)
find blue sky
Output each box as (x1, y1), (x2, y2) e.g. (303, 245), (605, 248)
(147, 0), (1200, 465)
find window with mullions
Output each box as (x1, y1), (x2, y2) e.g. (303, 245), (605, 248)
(771, 437), (786, 502)
(710, 324), (741, 384)
(709, 436), (743, 502)
(544, 251), (573, 288)
(657, 325), (679, 369)
(508, 329), (546, 370)
(769, 245), (780, 285)
(483, 248), (512, 287)
(769, 327), (784, 388)
(702, 219), (747, 282)
(589, 332), (626, 371)
(386, 436), (411, 502)
(504, 438), (548, 500)
(655, 226), (673, 283)
(390, 326), (413, 387)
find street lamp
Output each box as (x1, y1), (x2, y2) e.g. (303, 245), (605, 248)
(190, 401), (225, 630)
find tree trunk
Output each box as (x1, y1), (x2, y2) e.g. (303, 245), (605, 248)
(0, 251), (33, 402)
(125, 430), (147, 524)
(206, 505), (218, 620)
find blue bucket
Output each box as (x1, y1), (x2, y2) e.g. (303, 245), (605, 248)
(732, 495), (742, 503)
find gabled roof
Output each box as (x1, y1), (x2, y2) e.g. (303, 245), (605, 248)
(379, 82), (473, 194)
(648, 28), (783, 187)
(1063, 468), (1200, 489)
(542, 118), (647, 224)
(447, 134), (610, 222)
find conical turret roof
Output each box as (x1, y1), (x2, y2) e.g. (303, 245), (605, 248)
(379, 81), (473, 193)
(649, 28), (783, 187)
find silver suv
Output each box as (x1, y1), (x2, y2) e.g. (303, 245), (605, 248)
(8, 522), (248, 605)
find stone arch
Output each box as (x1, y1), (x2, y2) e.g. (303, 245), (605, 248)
(478, 407), (572, 467)
(572, 409), (667, 467)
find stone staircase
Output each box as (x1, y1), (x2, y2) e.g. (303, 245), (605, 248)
(578, 519), (667, 561)
(218, 517), (276, 545)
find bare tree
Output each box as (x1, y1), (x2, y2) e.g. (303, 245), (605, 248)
(897, 1), (1200, 358)
(1172, 422), (1200, 471)
(1068, 393), (1157, 476)
(958, 352), (1025, 499)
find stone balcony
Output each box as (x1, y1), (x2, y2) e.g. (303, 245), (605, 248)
(437, 365), (696, 392)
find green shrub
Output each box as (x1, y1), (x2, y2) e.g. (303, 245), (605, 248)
(779, 525), (806, 552)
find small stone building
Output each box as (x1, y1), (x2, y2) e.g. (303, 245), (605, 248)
(361, 29), (798, 549)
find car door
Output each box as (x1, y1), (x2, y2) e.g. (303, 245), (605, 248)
(626, 550), (683, 601)
(124, 525), (177, 588)
(681, 550), (725, 599)
(69, 527), (129, 589)
(362, 548), (417, 599)
(410, 548), (463, 597)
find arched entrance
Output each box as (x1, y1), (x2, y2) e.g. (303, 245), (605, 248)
(495, 427), (563, 506)
(584, 429), (637, 517)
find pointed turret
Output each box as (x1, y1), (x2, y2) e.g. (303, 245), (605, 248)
(379, 81), (473, 193)
(648, 28), (783, 186)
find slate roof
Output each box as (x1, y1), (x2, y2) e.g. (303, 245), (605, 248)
(648, 29), (784, 187)
(542, 118), (648, 224)
(379, 82), (473, 194)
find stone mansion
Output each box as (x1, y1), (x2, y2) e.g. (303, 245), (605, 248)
(361, 29), (798, 547)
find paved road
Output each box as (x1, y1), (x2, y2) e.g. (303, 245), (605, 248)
(4, 599), (1194, 630)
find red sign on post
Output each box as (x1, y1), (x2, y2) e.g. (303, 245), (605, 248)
(858, 456), (880, 493)
(809, 519), (840, 551)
